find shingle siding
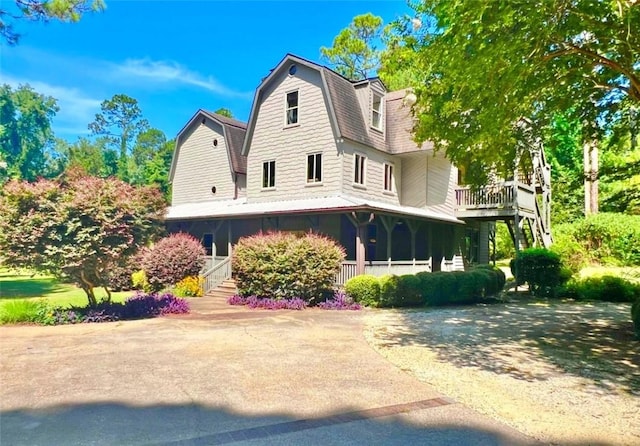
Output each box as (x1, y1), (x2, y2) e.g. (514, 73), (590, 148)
(172, 121), (236, 206)
(246, 64), (342, 203)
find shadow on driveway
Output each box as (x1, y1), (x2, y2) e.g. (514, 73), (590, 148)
(373, 298), (639, 395)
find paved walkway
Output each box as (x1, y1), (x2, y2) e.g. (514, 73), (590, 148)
(0, 296), (538, 445)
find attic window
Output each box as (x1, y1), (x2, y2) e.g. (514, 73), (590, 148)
(201, 118), (206, 125)
(213, 138), (218, 147)
(286, 91), (298, 125)
(289, 64), (297, 75)
(371, 93), (383, 130)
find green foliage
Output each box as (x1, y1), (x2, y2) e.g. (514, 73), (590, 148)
(389, 1), (640, 187)
(632, 299), (640, 339)
(320, 13), (384, 80)
(233, 231), (345, 302)
(493, 222), (515, 260)
(174, 276), (204, 297)
(0, 84), (59, 182)
(89, 94), (150, 181)
(0, 173), (165, 306)
(0, 299), (51, 324)
(552, 213), (640, 268)
(1, 0), (105, 45)
(141, 233), (206, 292)
(213, 108), (234, 118)
(344, 274), (381, 307)
(511, 248), (569, 297)
(561, 275), (640, 303)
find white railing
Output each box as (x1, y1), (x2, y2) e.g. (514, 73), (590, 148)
(201, 256), (228, 273)
(202, 257), (232, 293)
(335, 259), (433, 286)
(441, 255), (465, 272)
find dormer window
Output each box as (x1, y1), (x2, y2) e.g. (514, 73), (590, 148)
(286, 91), (299, 125)
(371, 93), (383, 130)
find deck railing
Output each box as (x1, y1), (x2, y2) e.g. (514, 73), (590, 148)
(455, 181), (536, 214)
(202, 256), (232, 293)
(201, 255), (228, 272)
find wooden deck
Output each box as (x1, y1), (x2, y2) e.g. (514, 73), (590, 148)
(454, 181), (536, 220)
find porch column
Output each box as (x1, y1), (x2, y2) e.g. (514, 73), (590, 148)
(227, 221), (233, 258)
(347, 212), (375, 275)
(210, 220), (224, 259)
(405, 219), (421, 260)
(379, 215), (399, 261)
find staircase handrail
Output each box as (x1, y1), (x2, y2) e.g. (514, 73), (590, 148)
(202, 256), (232, 293)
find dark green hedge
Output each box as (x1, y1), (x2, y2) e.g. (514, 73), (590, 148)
(510, 248), (570, 297)
(560, 275), (640, 303)
(344, 265), (506, 308)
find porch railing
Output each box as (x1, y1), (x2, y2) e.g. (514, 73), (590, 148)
(201, 255), (228, 273)
(335, 259), (434, 286)
(202, 256), (232, 293)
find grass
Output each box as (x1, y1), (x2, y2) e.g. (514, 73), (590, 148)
(0, 269), (132, 309)
(579, 265), (640, 283)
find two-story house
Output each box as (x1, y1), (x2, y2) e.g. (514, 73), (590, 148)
(167, 54), (503, 289)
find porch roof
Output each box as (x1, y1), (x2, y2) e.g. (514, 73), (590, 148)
(165, 195), (463, 225)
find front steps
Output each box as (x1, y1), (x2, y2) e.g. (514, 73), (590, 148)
(188, 279), (238, 314)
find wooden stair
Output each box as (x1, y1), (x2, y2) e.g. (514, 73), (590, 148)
(188, 279), (238, 314)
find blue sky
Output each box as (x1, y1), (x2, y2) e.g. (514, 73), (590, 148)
(1, 0), (413, 142)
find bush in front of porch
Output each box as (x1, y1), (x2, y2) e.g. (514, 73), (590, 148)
(232, 231), (345, 303)
(344, 266), (506, 308)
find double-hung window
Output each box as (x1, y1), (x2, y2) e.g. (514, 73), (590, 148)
(286, 91), (298, 125)
(262, 160), (276, 188)
(354, 153), (366, 185)
(383, 163), (394, 192)
(307, 153), (322, 183)
(371, 93), (383, 130)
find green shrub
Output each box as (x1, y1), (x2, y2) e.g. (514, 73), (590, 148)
(142, 233), (206, 292)
(395, 274), (424, 307)
(632, 299), (640, 339)
(561, 275), (640, 302)
(0, 299), (51, 324)
(233, 231), (345, 302)
(344, 274), (381, 307)
(511, 248), (568, 297)
(472, 265), (506, 295)
(552, 213), (640, 267)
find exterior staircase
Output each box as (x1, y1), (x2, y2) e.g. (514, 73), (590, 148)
(188, 279), (238, 314)
(455, 134), (553, 252)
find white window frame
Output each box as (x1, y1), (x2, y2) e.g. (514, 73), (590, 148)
(262, 160), (276, 189)
(285, 90), (299, 126)
(306, 153), (322, 184)
(383, 162), (395, 193)
(353, 153), (367, 186)
(371, 93), (383, 131)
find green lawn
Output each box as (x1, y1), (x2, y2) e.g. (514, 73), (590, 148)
(0, 269), (133, 308)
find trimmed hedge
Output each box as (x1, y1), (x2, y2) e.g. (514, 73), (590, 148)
(344, 265), (506, 308)
(560, 275), (640, 303)
(344, 274), (381, 307)
(233, 231), (345, 302)
(511, 248), (570, 297)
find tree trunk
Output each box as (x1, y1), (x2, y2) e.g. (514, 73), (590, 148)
(80, 270), (98, 307)
(583, 139), (599, 215)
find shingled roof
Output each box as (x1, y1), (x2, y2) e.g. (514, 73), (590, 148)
(242, 54), (427, 157)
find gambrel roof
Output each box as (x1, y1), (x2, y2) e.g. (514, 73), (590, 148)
(169, 110), (247, 182)
(241, 54), (431, 157)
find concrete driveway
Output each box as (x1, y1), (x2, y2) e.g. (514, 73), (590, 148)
(0, 303), (537, 445)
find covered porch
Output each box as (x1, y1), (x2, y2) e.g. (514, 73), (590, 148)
(166, 197), (467, 292)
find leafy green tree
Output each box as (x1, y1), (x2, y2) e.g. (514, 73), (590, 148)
(320, 13), (385, 80)
(0, 171), (165, 306)
(88, 94), (149, 182)
(0, 84), (58, 181)
(394, 1), (639, 186)
(1, 0), (105, 45)
(213, 107), (234, 118)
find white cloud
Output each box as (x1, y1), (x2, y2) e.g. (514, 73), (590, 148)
(114, 58), (253, 99)
(0, 75), (101, 136)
